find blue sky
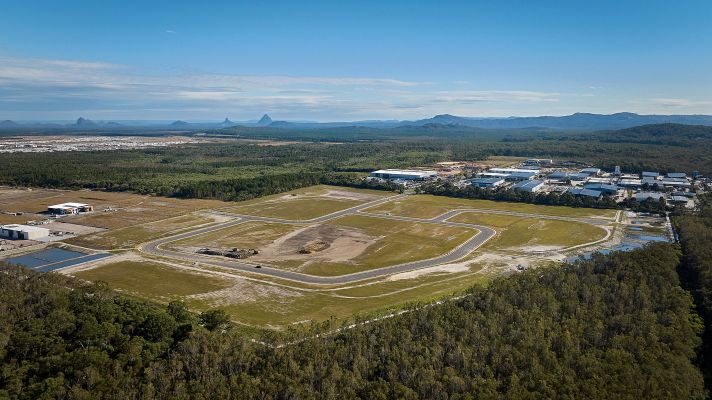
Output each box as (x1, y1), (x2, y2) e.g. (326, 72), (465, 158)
(1, 0), (711, 121)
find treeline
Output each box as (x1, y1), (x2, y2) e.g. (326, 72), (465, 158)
(675, 193), (712, 390)
(421, 182), (668, 214)
(1, 243), (706, 398)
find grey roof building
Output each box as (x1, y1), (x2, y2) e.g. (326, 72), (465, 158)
(511, 180), (544, 192)
(568, 188), (602, 198)
(584, 183), (619, 195)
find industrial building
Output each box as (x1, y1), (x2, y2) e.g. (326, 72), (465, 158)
(619, 178), (642, 188)
(642, 171), (660, 178)
(667, 172), (687, 179)
(580, 168), (601, 176)
(547, 171), (570, 181)
(511, 180), (544, 193)
(489, 168), (539, 175)
(567, 188), (602, 198)
(506, 171), (537, 181)
(0, 224), (50, 240)
(47, 202), (93, 215)
(523, 158), (553, 166)
(568, 173), (591, 182)
(468, 177), (505, 188)
(583, 183), (618, 195)
(636, 192), (666, 202)
(369, 169), (438, 181)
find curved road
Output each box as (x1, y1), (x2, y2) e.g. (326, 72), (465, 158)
(139, 194), (497, 284)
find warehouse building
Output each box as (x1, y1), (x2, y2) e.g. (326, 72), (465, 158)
(619, 178), (642, 188)
(636, 192), (666, 202)
(642, 171), (660, 178)
(671, 195), (691, 204)
(468, 177), (506, 188)
(506, 171), (537, 181)
(580, 168), (601, 176)
(583, 183), (618, 195)
(523, 158), (553, 166)
(47, 202), (94, 215)
(0, 224), (50, 240)
(489, 168), (539, 175)
(547, 171), (570, 182)
(369, 169), (437, 181)
(568, 173), (591, 182)
(667, 172), (687, 179)
(567, 188), (602, 198)
(511, 180), (544, 193)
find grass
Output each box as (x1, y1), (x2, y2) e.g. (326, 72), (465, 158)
(66, 214), (214, 250)
(168, 221), (300, 250)
(221, 184), (390, 220)
(449, 212), (608, 250)
(227, 197), (362, 220)
(187, 266), (492, 328)
(72, 260), (235, 302)
(284, 215), (476, 276)
(365, 194), (618, 220)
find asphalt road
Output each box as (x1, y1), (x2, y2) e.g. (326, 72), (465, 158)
(139, 194), (497, 284)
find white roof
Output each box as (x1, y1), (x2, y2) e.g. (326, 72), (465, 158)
(1, 224), (50, 233)
(489, 168), (539, 174)
(371, 169), (437, 176)
(48, 202), (90, 208)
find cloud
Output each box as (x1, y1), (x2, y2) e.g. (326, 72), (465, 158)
(0, 54), (585, 120)
(165, 30), (176, 34)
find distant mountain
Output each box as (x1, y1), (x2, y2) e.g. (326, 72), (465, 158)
(170, 120), (190, 127)
(258, 114), (273, 125)
(75, 117), (97, 127)
(407, 112), (712, 130)
(220, 118), (236, 127)
(0, 120), (18, 127)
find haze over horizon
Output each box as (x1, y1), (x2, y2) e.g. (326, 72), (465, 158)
(2, 0), (712, 121)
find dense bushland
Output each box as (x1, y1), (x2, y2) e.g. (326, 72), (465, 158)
(1, 243), (705, 399)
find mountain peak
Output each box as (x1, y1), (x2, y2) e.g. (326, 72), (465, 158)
(76, 117), (96, 126)
(258, 114), (273, 125)
(170, 120), (190, 126)
(0, 120), (18, 127)
(221, 117), (235, 127)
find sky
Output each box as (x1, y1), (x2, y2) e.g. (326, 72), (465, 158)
(1, 0), (712, 121)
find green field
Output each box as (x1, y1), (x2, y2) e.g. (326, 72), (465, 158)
(449, 212), (608, 250)
(222, 185), (391, 220)
(64, 185), (620, 329)
(366, 194), (618, 220)
(186, 265), (494, 327)
(167, 221), (301, 250)
(270, 215), (476, 276)
(73, 261), (235, 302)
(67, 214), (214, 249)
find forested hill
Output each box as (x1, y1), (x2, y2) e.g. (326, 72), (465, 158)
(0, 242), (706, 399)
(586, 123), (712, 146)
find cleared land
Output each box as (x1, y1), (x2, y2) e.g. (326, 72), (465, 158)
(66, 214), (216, 249)
(166, 215), (476, 277)
(365, 194), (618, 220)
(223, 185), (391, 220)
(0, 185), (621, 330)
(168, 221), (301, 250)
(448, 212), (608, 251)
(73, 260), (235, 302)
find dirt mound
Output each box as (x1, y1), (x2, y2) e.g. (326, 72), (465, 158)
(298, 240), (330, 254)
(255, 224), (377, 264)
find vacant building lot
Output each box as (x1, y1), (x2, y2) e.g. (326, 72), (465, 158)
(365, 194), (618, 220)
(222, 185), (393, 220)
(2, 185), (621, 330)
(448, 212), (608, 252)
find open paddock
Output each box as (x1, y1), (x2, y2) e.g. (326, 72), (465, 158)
(365, 194), (618, 220)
